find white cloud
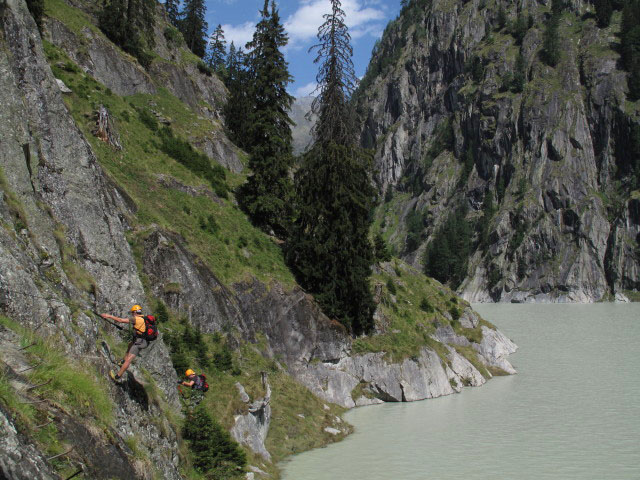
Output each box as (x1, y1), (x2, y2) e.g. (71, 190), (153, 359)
(284, 0), (385, 46)
(292, 81), (318, 98)
(221, 21), (255, 50)
(350, 22), (384, 40)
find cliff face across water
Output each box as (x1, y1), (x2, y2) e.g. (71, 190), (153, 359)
(355, 0), (640, 303)
(0, 0), (516, 478)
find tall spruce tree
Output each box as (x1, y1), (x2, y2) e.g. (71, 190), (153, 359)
(180, 0), (208, 57)
(237, 0), (295, 237)
(423, 206), (472, 289)
(182, 404), (246, 477)
(621, 0), (640, 100)
(164, 0), (179, 27)
(99, 0), (156, 67)
(287, 0), (377, 336)
(207, 24), (227, 72)
(541, 10), (561, 67)
(223, 43), (253, 149)
(594, 0), (613, 27)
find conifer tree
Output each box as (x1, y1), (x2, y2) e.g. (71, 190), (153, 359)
(164, 0), (179, 27)
(510, 12), (528, 45)
(207, 24), (227, 72)
(287, 0), (377, 336)
(423, 206), (472, 288)
(183, 404), (246, 477)
(496, 4), (507, 30)
(99, 0), (156, 68)
(237, 0), (295, 237)
(621, 0), (640, 99)
(180, 0), (208, 57)
(223, 43), (252, 149)
(374, 233), (392, 262)
(541, 10), (561, 67)
(512, 52), (526, 92)
(594, 0), (613, 28)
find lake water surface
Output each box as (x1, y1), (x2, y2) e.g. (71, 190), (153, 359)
(281, 304), (640, 479)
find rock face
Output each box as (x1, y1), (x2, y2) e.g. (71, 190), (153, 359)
(0, 404), (58, 480)
(355, 0), (640, 302)
(231, 376), (272, 461)
(140, 228), (517, 412)
(290, 96), (316, 155)
(293, 336), (515, 409)
(0, 0), (180, 476)
(43, 4), (243, 172)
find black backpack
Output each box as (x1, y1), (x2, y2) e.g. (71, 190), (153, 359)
(140, 315), (158, 342)
(194, 374), (209, 392)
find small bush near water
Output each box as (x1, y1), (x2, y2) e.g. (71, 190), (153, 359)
(183, 404), (246, 478)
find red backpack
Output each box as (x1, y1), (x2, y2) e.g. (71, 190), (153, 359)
(141, 315), (158, 341)
(194, 374), (209, 392)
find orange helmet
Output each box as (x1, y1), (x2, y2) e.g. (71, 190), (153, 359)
(130, 304), (142, 314)
(185, 369), (195, 377)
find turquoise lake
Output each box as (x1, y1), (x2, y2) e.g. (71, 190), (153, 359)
(281, 304), (640, 479)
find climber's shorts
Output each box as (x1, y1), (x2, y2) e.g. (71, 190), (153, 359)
(129, 337), (149, 356)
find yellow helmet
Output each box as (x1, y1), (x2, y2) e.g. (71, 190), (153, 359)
(185, 369), (195, 377)
(130, 304), (142, 313)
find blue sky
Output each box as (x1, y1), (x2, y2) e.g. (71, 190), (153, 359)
(202, 0), (402, 98)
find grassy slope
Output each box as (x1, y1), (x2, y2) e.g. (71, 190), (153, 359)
(36, 4), (351, 476)
(354, 261), (495, 368)
(0, 316), (116, 478)
(43, 40), (293, 288)
(42, 40), (343, 477)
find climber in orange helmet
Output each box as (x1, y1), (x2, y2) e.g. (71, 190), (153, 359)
(101, 305), (158, 382)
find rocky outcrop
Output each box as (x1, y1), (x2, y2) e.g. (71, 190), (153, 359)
(142, 229), (244, 334)
(231, 375), (272, 461)
(355, 0), (640, 302)
(194, 130), (244, 174)
(141, 228), (351, 364)
(290, 96), (316, 155)
(43, 2), (242, 172)
(292, 336), (514, 409)
(0, 406), (59, 480)
(45, 17), (156, 96)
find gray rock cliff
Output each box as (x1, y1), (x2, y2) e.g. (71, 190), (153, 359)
(355, 0), (640, 302)
(0, 0), (180, 476)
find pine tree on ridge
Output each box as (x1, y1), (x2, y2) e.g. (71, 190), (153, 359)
(180, 0), (208, 57)
(287, 0), (377, 336)
(237, 0), (295, 237)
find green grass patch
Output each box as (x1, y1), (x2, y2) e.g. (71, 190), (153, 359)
(0, 166), (30, 234)
(0, 316), (113, 428)
(352, 262), (476, 363)
(266, 368), (351, 462)
(453, 345), (490, 379)
(42, 44), (294, 287)
(44, 0), (101, 37)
